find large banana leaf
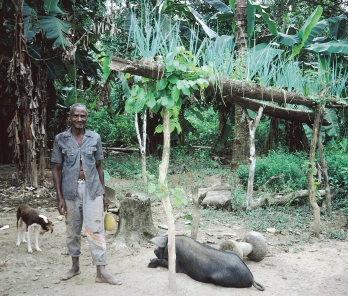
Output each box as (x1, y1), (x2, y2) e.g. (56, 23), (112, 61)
(27, 45), (66, 79)
(74, 49), (101, 76)
(307, 40), (348, 54)
(44, 0), (63, 14)
(188, 7), (218, 38)
(304, 15), (347, 46)
(204, 0), (233, 21)
(248, 1), (278, 36)
(278, 32), (301, 46)
(292, 6), (323, 57)
(39, 15), (71, 49)
(23, 4), (40, 41)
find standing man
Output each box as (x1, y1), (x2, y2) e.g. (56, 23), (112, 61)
(51, 103), (122, 285)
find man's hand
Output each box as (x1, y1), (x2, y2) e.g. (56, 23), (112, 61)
(103, 194), (109, 212)
(58, 198), (67, 216)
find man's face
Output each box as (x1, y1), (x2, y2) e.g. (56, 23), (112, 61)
(70, 106), (87, 129)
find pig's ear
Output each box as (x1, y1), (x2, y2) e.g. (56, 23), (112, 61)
(150, 236), (168, 248)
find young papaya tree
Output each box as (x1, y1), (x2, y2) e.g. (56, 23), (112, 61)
(115, 9), (214, 289)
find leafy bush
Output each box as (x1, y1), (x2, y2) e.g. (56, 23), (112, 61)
(87, 106), (136, 145)
(324, 138), (348, 194)
(185, 106), (219, 147)
(237, 150), (308, 192)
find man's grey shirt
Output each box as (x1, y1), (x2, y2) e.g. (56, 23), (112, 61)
(51, 127), (105, 200)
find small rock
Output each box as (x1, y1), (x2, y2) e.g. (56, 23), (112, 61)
(32, 277), (39, 281)
(51, 279), (61, 284)
(267, 227), (276, 234)
(158, 224), (168, 230)
(222, 233), (236, 237)
(57, 215), (63, 221)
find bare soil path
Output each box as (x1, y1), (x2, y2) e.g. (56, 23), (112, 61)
(0, 166), (347, 296)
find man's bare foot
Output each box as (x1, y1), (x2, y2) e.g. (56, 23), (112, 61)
(61, 266), (81, 280)
(96, 266), (122, 285)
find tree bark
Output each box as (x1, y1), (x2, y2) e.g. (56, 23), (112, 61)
(307, 105), (325, 237)
(113, 192), (158, 248)
(250, 189), (327, 209)
(109, 57), (340, 124)
(318, 132), (332, 212)
(246, 107), (264, 209)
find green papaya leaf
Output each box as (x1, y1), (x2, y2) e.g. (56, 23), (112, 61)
(171, 85), (180, 102)
(168, 75), (179, 84)
(159, 96), (175, 109)
(157, 79), (168, 90)
(134, 99), (145, 113)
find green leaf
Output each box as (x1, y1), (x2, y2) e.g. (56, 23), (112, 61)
(204, 0), (232, 14)
(125, 98), (135, 113)
(148, 183), (156, 194)
(307, 40), (348, 54)
(278, 32), (301, 46)
(173, 197), (182, 206)
(247, 1), (256, 38)
(176, 80), (185, 90)
(182, 87), (191, 96)
(188, 106), (204, 121)
(160, 96), (175, 109)
(248, 1), (278, 36)
(168, 75), (179, 84)
(171, 85), (180, 102)
(38, 16), (71, 49)
(196, 78), (209, 88)
(184, 214), (193, 221)
(157, 79), (168, 90)
(44, 0), (63, 14)
(155, 124), (163, 134)
(134, 99), (144, 113)
(103, 56), (111, 81)
(188, 7), (218, 38)
(292, 6), (323, 57)
(146, 96), (158, 109)
(130, 85), (139, 97)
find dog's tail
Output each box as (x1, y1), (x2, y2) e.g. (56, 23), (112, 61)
(16, 207), (23, 229)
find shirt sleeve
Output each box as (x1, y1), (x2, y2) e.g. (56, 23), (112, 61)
(95, 135), (104, 161)
(51, 136), (63, 163)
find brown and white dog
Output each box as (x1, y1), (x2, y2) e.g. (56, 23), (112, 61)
(16, 204), (54, 253)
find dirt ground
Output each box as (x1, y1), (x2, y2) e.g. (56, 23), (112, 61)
(1, 165), (348, 296)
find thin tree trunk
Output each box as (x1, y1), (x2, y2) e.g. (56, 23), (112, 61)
(231, 0), (249, 168)
(307, 104), (324, 237)
(318, 132), (331, 212)
(245, 107), (264, 209)
(135, 112), (147, 182)
(158, 108), (176, 291)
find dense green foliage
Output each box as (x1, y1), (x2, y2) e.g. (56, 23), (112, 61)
(325, 138), (348, 195)
(87, 106), (136, 145)
(236, 150), (308, 192)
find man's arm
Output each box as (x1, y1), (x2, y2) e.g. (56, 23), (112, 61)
(96, 160), (108, 211)
(52, 163), (67, 216)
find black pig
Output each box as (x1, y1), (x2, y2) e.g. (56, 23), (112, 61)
(148, 235), (265, 291)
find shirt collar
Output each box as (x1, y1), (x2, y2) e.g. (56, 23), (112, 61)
(63, 127), (92, 137)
